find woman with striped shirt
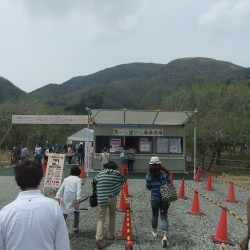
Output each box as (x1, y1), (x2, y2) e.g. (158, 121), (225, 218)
(146, 156), (171, 248)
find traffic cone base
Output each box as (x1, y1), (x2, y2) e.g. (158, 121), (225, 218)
(187, 211), (205, 215)
(209, 235), (234, 246)
(226, 199), (238, 203)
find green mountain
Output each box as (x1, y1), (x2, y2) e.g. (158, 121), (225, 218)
(0, 77), (25, 102)
(1, 58), (250, 112)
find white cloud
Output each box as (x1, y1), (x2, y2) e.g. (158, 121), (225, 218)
(19, 0), (148, 38)
(198, 0), (250, 33)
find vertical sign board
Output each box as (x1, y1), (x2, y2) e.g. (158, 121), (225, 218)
(44, 153), (65, 189)
(84, 142), (92, 176)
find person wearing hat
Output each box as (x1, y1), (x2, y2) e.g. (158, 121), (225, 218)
(146, 156), (171, 248)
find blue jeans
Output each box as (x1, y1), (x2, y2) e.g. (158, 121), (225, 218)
(151, 196), (169, 233)
(63, 210), (80, 229)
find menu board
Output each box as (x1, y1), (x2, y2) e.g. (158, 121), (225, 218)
(110, 138), (121, 153)
(44, 153), (65, 189)
(139, 138), (151, 153)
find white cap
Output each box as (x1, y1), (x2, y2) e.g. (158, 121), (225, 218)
(149, 156), (161, 165)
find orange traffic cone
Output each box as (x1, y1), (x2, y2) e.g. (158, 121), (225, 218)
(120, 163), (126, 175)
(205, 174), (213, 191)
(210, 206), (234, 245)
(226, 182), (237, 202)
(124, 181), (131, 197)
(119, 189), (126, 211)
(194, 167), (201, 182)
(187, 189), (205, 215)
(178, 179), (187, 199)
(120, 203), (134, 239)
(169, 171), (174, 186)
(79, 164), (85, 178)
(42, 160), (47, 174)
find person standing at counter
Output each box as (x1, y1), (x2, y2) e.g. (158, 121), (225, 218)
(127, 146), (136, 174)
(119, 145), (128, 171)
(99, 147), (110, 171)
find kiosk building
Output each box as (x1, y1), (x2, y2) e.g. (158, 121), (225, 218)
(89, 109), (194, 173)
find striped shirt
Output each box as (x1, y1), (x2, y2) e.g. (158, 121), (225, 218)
(92, 169), (126, 206)
(146, 171), (171, 197)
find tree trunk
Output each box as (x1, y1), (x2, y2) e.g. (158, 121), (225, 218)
(216, 149), (221, 165)
(206, 152), (216, 172)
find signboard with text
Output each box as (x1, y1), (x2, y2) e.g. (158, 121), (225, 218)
(44, 153), (65, 189)
(113, 128), (163, 136)
(84, 142), (93, 175)
(139, 138), (151, 153)
(12, 115), (88, 124)
(110, 138), (121, 153)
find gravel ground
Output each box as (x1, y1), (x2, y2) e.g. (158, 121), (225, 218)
(0, 173), (249, 250)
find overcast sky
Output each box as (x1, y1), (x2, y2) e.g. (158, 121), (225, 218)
(0, 0), (250, 93)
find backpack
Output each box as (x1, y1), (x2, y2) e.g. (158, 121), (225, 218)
(120, 152), (125, 158)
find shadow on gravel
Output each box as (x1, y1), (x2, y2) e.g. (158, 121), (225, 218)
(170, 232), (196, 248)
(0, 165), (194, 181)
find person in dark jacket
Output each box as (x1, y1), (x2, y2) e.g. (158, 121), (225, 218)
(77, 143), (84, 165)
(146, 156), (171, 248)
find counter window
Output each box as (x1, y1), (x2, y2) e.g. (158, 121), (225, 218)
(125, 136), (153, 154)
(95, 136), (124, 153)
(156, 137), (183, 154)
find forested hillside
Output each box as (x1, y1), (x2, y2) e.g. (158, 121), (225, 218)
(27, 58), (250, 112)
(0, 57), (249, 166)
(0, 77), (25, 102)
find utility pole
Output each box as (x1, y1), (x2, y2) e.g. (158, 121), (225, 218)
(193, 109), (198, 179)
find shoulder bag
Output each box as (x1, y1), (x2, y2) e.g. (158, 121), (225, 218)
(89, 192), (98, 207)
(160, 174), (177, 202)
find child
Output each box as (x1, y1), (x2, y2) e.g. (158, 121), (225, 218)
(55, 165), (82, 233)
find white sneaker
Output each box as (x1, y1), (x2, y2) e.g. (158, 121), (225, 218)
(152, 231), (157, 238)
(162, 237), (168, 248)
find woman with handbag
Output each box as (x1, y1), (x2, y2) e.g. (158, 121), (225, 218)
(146, 156), (171, 248)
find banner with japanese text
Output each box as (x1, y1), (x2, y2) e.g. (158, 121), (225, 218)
(44, 153), (65, 189)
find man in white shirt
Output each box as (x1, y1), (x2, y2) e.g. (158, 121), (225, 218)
(0, 160), (70, 250)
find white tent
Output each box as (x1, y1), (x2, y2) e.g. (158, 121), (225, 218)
(67, 128), (94, 142)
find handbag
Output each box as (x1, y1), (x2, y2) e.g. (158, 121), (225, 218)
(89, 193), (98, 207)
(160, 175), (177, 202)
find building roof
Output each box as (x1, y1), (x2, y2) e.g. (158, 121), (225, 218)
(67, 128), (94, 142)
(89, 109), (195, 126)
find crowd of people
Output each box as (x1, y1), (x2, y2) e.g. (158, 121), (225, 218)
(11, 141), (86, 166)
(2, 150), (249, 249)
